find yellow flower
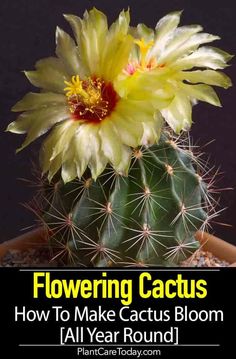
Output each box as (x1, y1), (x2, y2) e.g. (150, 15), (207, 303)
(7, 8), (163, 182)
(126, 11), (233, 133)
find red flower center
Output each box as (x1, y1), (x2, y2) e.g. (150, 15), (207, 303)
(66, 77), (119, 123)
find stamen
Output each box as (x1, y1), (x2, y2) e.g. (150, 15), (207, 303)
(134, 38), (154, 68)
(64, 76), (118, 123)
(64, 75), (87, 98)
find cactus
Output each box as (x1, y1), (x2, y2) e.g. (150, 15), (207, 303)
(7, 9), (232, 267)
(38, 130), (209, 267)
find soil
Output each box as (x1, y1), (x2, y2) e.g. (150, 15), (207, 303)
(181, 250), (230, 267)
(0, 248), (58, 267)
(0, 248), (230, 267)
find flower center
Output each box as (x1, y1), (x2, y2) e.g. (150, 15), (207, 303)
(64, 75), (118, 123)
(124, 38), (165, 75)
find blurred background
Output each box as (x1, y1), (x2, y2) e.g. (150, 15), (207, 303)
(0, 0), (235, 244)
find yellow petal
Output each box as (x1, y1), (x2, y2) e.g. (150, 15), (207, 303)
(141, 111), (163, 145)
(8, 106), (70, 151)
(65, 8), (108, 76)
(100, 10), (133, 81)
(116, 70), (172, 109)
(116, 98), (158, 126)
(174, 46), (233, 70)
(51, 121), (79, 160)
(112, 113), (142, 147)
(74, 124), (107, 179)
(74, 125), (93, 178)
(161, 33), (220, 64)
(48, 155), (63, 182)
(65, 8), (133, 81)
(88, 128), (107, 179)
(161, 92), (192, 133)
(11, 92), (66, 112)
(181, 83), (221, 106)
(40, 121), (79, 181)
(155, 11), (182, 40)
(156, 26), (215, 64)
(40, 126), (61, 174)
(115, 145), (132, 176)
(61, 156), (77, 183)
(25, 57), (69, 92)
(176, 70), (232, 89)
(99, 120), (122, 166)
(149, 11), (182, 58)
(136, 23), (154, 42)
(55, 27), (83, 76)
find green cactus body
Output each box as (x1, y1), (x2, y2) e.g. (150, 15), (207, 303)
(42, 131), (208, 267)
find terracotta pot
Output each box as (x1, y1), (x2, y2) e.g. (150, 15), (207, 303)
(0, 228), (236, 266)
(195, 231), (236, 267)
(0, 227), (48, 259)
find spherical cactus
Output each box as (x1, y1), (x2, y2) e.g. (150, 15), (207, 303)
(39, 130), (210, 267)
